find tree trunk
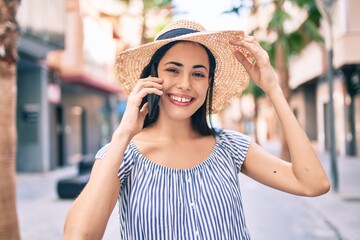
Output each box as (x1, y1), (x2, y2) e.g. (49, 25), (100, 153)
(140, 6), (147, 45)
(253, 98), (259, 144)
(0, 0), (21, 239)
(141, 19), (147, 44)
(0, 63), (20, 240)
(275, 40), (291, 161)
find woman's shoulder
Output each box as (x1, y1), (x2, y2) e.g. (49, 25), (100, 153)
(214, 127), (251, 143)
(213, 128), (251, 173)
(95, 141), (136, 160)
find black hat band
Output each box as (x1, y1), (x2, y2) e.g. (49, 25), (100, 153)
(156, 28), (200, 40)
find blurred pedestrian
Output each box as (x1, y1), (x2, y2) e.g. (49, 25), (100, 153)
(63, 19), (330, 239)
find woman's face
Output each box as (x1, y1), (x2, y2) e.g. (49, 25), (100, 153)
(157, 42), (210, 120)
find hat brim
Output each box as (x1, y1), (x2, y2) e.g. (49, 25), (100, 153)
(115, 30), (253, 113)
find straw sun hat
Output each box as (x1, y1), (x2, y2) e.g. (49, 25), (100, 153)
(115, 19), (253, 114)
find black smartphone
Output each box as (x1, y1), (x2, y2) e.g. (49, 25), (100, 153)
(147, 64), (160, 120)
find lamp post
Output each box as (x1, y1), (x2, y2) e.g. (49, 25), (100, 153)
(316, 0), (339, 192)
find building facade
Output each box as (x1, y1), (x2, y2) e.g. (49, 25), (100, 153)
(243, 0), (360, 157)
(15, 0), (138, 172)
(289, 0), (360, 157)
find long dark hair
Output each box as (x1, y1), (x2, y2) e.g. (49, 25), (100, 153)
(140, 41), (216, 136)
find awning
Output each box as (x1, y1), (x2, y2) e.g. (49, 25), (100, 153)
(46, 50), (122, 94)
(58, 72), (122, 94)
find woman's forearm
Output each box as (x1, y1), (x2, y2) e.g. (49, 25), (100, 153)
(267, 85), (330, 196)
(64, 130), (132, 239)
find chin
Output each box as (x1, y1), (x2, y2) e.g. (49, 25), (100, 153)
(165, 108), (197, 121)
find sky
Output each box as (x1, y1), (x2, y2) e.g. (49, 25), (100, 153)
(172, 0), (250, 31)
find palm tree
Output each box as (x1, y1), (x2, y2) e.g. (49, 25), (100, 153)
(243, 81), (265, 143)
(114, 0), (173, 44)
(140, 0), (173, 44)
(0, 0), (21, 239)
(227, 0), (323, 160)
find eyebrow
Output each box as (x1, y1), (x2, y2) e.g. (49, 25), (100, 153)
(165, 61), (208, 71)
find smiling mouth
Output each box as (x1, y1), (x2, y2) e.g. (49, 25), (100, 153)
(169, 94), (193, 103)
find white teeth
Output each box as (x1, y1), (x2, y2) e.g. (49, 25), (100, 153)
(171, 95), (191, 103)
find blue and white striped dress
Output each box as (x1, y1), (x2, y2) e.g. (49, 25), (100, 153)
(95, 128), (251, 239)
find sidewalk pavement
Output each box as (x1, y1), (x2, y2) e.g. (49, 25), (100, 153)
(16, 141), (360, 240)
(16, 165), (121, 240)
(302, 151), (360, 240)
(243, 141), (360, 240)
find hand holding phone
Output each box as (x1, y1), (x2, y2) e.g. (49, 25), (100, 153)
(147, 64), (160, 120)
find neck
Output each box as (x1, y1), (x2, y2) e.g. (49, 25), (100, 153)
(149, 115), (199, 142)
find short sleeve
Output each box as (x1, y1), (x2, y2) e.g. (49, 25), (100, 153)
(217, 128), (251, 173)
(95, 143), (110, 159)
(94, 143), (136, 183)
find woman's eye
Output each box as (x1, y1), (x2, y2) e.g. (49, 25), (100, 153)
(194, 72), (206, 78)
(166, 68), (178, 74)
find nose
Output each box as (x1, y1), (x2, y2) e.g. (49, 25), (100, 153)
(176, 74), (192, 91)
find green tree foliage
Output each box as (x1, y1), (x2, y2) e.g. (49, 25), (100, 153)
(270, 0), (323, 65)
(226, 0), (324, 159)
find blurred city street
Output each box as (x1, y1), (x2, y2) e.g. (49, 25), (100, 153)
(16, 141), (360, 240)
(1, 0), (358, 239)
(241, 142), (360, 240)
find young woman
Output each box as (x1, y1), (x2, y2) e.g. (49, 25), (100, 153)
(64, 20), (330, 240)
